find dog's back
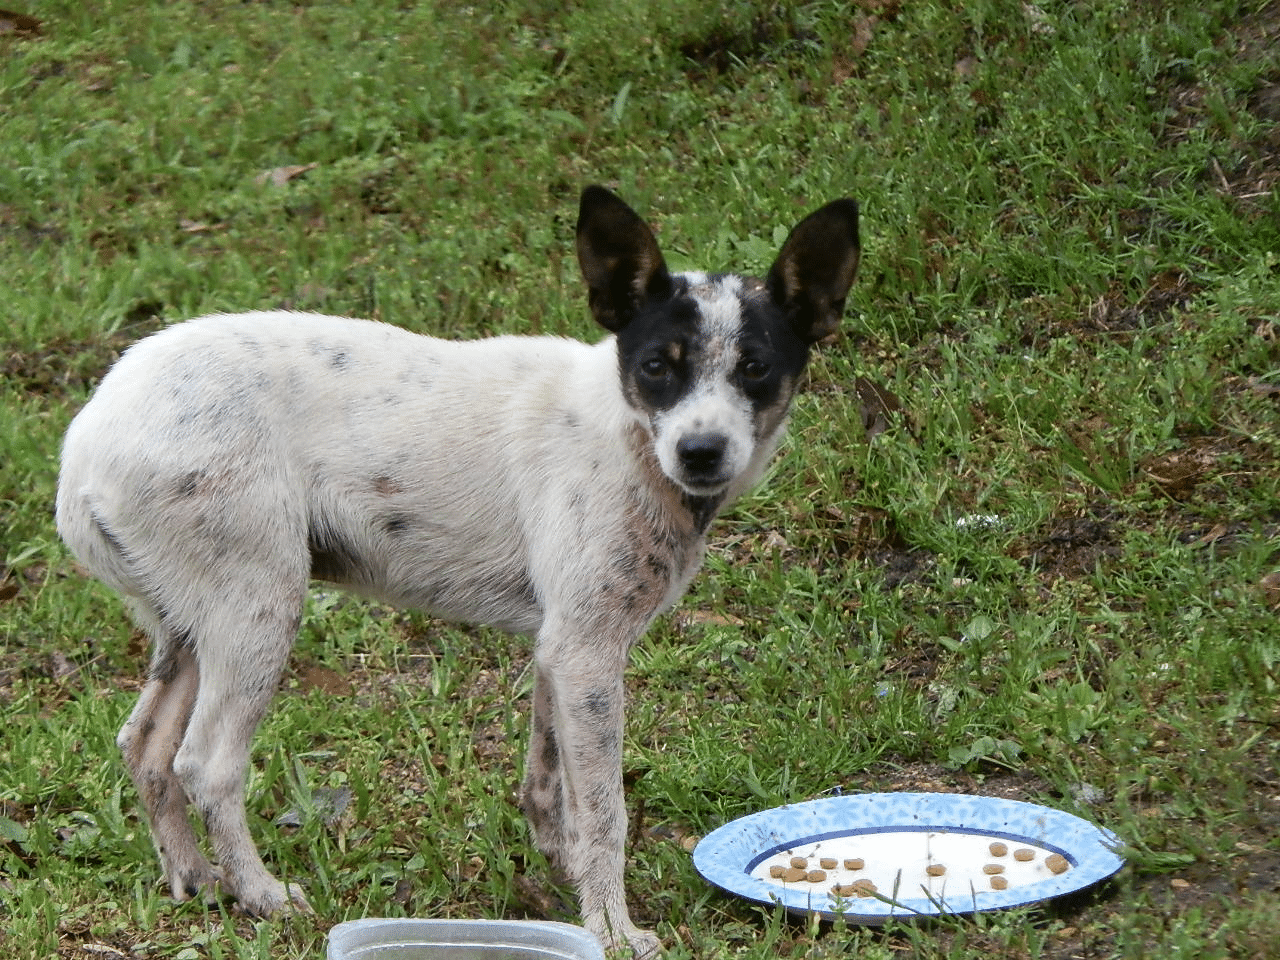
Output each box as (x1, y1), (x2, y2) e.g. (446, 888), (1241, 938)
(57, 310), (687, 636)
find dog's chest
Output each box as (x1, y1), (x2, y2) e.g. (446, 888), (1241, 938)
(553, 426), (716, 631)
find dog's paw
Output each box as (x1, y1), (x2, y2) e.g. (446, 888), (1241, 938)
(622, 929), (662, 959)
(166, 860), (220, 905)
(587, 919), (662, 959)
(232, 877), (313, 918)
(282, 882), (314, 915)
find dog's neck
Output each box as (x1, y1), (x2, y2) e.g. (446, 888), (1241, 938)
(683, 493), (723, 535)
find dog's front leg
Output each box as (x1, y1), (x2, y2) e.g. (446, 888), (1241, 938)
(521, 627), (659, 959)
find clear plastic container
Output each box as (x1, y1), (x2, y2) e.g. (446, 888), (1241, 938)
(326, 918), (606, 960)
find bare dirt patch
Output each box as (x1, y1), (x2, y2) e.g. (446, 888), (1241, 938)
(2, 311), (166, 399)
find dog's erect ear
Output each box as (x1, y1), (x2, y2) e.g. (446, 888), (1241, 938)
(765, 198), (861, 344)
(576, 186), (674, 333)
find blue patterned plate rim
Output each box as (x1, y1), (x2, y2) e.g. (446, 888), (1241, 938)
(692, 792), (1126, 923)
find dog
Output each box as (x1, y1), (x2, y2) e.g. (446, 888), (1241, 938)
(55, 186), (860, 957)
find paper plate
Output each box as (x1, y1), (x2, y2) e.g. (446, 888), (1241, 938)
(693, 792), (1125, 923)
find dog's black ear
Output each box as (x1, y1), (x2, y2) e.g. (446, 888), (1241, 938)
(576, 186), (674, 333)
(765, 199), (860, 344)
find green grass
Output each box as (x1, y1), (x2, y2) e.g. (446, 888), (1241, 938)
(2, 0), (1279, 957)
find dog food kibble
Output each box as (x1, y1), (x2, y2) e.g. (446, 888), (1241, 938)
(834, 879), (878, 897)
(771, 838), (1065, 892)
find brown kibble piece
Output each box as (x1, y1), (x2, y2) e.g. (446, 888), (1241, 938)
(1046, 853), (1070, 874)
(989, 841), (1008, 857)
(790, 856), (808, 869)
(925, 863), (946, 877)
(844, 858), (865, 870)
(982, 863), (1005, 875)
(831, 883), (857, 897)
(819, 857), (837, 870)
(854, 879), (878, 897)
(1013, 848), (1035, 862)
(806, 869), (827, 883)
(782, 867), (808, 882)
(990, 875), (1008, 890)
(769, 865), (785, 878)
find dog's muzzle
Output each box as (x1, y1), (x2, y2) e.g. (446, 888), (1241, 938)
(675, 432), (732, 493)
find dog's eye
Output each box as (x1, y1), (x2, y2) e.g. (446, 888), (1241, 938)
(640, 357), (670, 379)
(740, 358), (770, 381)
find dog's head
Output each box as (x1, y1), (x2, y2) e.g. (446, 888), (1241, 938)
(576, 186), (860, 498)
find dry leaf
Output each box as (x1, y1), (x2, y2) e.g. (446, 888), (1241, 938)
(390, 877), (413, 907)
(254, 163), (318, 187)
(851, 14), (875, 57)
(1023, 3), (1055, 35)
(0, 9), (42, 37)
(855, 375), (903, 438)
(1259, 570), (1280, 609)
(513, 874), (563, 916)
(1191, 523), (1228, 547)
(78, 946), (127, 958)
(178, 218), (221, 234)
(678, 609), (746, 628)
(763, 529), (789, 551)
(46, 650), (78, 680)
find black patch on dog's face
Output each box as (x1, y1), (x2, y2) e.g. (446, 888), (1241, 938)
(733, 280), (813, 419)
(612, 271), (816, 496)
(613, 273), (812, 422)
(612, 278), (702, 413)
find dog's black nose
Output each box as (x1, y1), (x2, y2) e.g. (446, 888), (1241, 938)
(676, 433), (727, 476)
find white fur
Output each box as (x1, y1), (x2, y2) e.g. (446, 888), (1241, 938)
(56, 311), (755, 958)
(55, 187), (859, 959)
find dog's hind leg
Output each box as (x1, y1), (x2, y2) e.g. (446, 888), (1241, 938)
(520, 660), (569, 866)
(170, 578), (311, 918)
(115, 602), (217, 903)
(60, 504), (219, 903)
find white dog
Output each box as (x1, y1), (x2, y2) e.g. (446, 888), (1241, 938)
(56, 186), (860, 956)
